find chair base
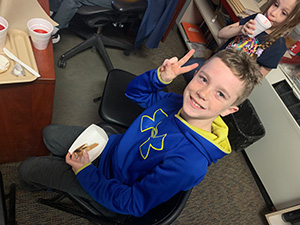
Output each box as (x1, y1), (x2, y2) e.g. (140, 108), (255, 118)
(38, 193), (117, 224)
(38, 188), (192, 225)
(58, 32), (132, 71)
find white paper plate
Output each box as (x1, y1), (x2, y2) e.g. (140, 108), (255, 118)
(68, 124), (108, 162)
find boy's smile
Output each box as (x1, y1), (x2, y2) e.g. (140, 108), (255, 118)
(181, 57), (244, 132)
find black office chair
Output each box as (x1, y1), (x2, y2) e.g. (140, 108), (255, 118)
(39, 188), (192, 225)
(98, 69), (169, 129)
(98, 69), (144, 129)
(0, 171), (17, 225)
(38, 69), (192, 224)
(57, 0), (147, 71)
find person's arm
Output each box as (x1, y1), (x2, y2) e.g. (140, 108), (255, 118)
(218, 19), (257, 40)
(218, 21), (242, 39)
(125, 49), (198, 108)
(74, 152), (207, 217)
(260, 66), (272, 77)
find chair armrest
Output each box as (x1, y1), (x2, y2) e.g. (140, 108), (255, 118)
(112, 0), (147, 12)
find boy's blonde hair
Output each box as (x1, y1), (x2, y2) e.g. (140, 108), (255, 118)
(205, 48), (262, 106)
(261, 0), (300, 49)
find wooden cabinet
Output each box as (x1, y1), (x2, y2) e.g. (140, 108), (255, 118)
(0, 0), (55, 163)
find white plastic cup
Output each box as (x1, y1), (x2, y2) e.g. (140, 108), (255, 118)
(248, 14), (272, 38)
(27, 18), (53, 50)
(0, 16), (8, 50)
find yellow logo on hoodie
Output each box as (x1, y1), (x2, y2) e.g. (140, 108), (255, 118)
(139, 109), (168, 159)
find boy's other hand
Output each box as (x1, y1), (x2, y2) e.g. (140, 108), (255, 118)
(66, 150), (90, 173)
(159, 49), (199, 83)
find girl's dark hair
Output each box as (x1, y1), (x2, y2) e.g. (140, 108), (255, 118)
(261, 0), (300, 49)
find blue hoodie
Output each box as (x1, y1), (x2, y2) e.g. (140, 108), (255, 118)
(76, 69), (231, 216)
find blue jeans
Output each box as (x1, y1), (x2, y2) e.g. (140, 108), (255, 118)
(50, 0), (112, 29)
(18, 124), (125, 219)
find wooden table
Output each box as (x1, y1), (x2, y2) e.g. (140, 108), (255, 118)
(0, 0), (55, 163)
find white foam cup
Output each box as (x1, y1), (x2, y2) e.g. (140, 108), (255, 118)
(0, 16), (8, 50)
(248, 14), (271, 38)
(27, 18), (53, 50)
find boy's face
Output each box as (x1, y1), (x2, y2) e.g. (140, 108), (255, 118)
(181, 57), (244, 130)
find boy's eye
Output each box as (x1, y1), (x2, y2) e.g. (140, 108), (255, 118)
(217, 91), (225, 98)
(282, 11), (288, 16)
(274, 2), (279, 7)
(200, 76), (207, 83)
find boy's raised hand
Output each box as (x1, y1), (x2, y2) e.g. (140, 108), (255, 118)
(159, 49), (199, 83)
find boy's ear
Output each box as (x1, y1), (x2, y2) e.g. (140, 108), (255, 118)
(220, 106), (239, 117)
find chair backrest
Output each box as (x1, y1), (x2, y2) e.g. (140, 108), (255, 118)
(112, 0), (148, 12)
(76, 0), (147, 28)
(99, 69), (144, 128)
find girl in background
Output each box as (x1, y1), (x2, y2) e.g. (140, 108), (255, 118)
(184, 0), (300, 82)
(218, 0), (300, 77)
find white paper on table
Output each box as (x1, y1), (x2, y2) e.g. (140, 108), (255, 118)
(68, 124), (109, 162)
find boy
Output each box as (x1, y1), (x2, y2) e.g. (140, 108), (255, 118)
(18, 48), (262, 219)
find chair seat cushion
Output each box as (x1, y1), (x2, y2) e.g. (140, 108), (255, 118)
(99, 69), (144, 128)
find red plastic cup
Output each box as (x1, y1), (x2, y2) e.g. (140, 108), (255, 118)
(289, 40), (300, 56)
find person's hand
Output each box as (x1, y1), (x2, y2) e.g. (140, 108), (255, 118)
(65, 150), (90, 173)
(159, 49), (199, 83)
(241, 19), (256, 36)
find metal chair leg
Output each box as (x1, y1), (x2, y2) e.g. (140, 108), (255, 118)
(0, 171), (17, 225)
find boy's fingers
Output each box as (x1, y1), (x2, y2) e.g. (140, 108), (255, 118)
(82, 150), (90, 163)
(181, 63), (199, 74)
(178, 49), (195, 66)
(65, 152), (72, 164)
(168, 57), (178, 64)
(83, 150), (88, 157)
(66, 152), (71, 160)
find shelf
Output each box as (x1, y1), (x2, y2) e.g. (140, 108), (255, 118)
(176, 0), (224, 51)
(177, 0), (203, 51)
(194, 0), (223, 46)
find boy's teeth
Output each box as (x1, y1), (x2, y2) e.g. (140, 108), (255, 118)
(192, 99), (201, 108)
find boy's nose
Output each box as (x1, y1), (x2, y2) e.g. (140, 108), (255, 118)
(197, 87), (211, 100)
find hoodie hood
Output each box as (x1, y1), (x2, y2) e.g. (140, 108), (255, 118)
(175, 111), (231, 164)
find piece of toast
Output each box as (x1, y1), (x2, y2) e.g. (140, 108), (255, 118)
(73, 143), (99, 157)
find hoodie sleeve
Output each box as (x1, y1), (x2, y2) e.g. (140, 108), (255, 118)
(76, 154), (207, 217)
(125, 69), (175, 109)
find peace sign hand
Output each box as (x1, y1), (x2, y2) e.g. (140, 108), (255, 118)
(159, 49), (199, 83)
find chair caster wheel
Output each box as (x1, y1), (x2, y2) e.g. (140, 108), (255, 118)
(124, 50), (130, 56)
(58, 60), (66, 68)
